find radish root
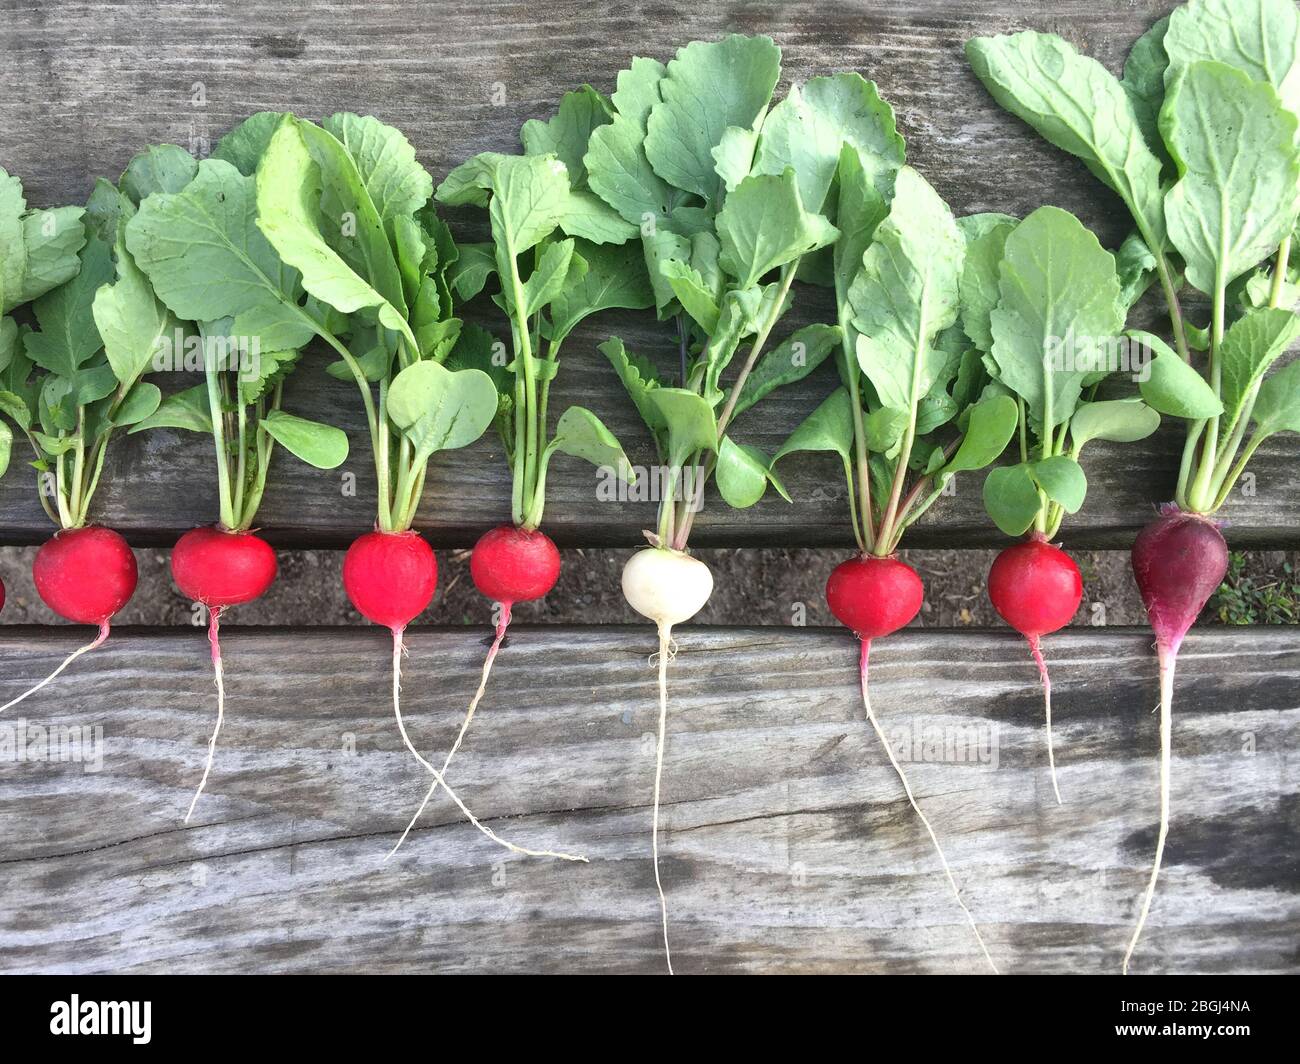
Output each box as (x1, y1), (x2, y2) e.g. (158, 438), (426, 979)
(652, 621), (674, 975)
(1123, 642), (1174, 975)
(185, 608), (226, 823)
(388, 602), (512, 858)
(858, 639), (999, 974)
(0, 621), (110, 714)
(1026, 635), (1062, 805)
(387, 625), (587, 864)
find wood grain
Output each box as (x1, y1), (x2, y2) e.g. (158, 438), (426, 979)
(0, 624), (1294, 974)
(2, 0), (1297, 549)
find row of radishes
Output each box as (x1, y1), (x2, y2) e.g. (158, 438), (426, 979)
(3, 4), (1297, 974)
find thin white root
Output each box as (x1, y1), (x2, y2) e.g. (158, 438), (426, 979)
(1027, 635), (1062, 805)
(386, 603), (512, 860)
(653, 622), (674, 975)
(859, 639), (999, 975)
(1123, 645), (1174, 975)
(185, 608), (226, 823)
(1, 621), (110, 714)
(388, 626), (586, 863)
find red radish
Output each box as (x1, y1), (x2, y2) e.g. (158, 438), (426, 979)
(1, 527), (138, 714)
(171, 525), (278, 822)
(987, 533), (1083, 803)
(1123, 505), (1228, 974)
(827, 553), (999, 974)
(390, 524), (567, 859)
(343, 527), (582, 863)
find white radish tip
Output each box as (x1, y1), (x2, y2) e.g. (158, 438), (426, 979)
(621, 547), (713, 627)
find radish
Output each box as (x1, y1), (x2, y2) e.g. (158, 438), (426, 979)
(404, 97), (658, 862)
(591, 44), (875, 971)
(986, 535), (1082, 803)
(969, 4), (1300, 971)
(772, 152), (1032, 969)
(1, 527), (138, 713)
(0, 173), (154, 712)
(125, 128), (350, 819)
(209, 111), (575, 858)
(169, 525), (278, 820)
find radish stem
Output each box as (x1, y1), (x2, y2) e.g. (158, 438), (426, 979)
(1026, 635), (1062, 805)
(858, 639), (999, 974)
(0, 621), (111, 714)
(387, 626), (587, 863)
(653, 621), (674, 975)
(186, 608), (227, 823)
(387, 602), (513, 858)
(1123, 642), (1174, 975)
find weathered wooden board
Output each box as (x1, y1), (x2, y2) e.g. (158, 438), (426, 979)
(0, 625), (1294, 974)
(1, 0), (1297, 549)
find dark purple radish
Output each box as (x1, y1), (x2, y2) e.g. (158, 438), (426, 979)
(827, 554), (999, 974)
(987, 534), (1083, 803)
(1124, 505), (1228, 974)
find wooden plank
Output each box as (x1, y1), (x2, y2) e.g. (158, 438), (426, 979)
(1, 0), (1297, 549)
(0, 624), (1294, 974)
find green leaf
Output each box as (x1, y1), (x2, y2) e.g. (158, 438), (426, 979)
(959, 217), (1016, 353)
(1164, 0), (1300, 114)
(547, 239), (654, 342)
(584, 115), (677, 228)
(24, 237), (114, 402)
(128, 382), (212, 434)
(439, 153), (571, 261)
(1220, 307), (1300, 427)
(238, 348), (300, 404)
(260, 409), (349, 469)
(548, 405), (632, 481)
(649, 386), (718, 462)
(731, 323), (840, 419)
(831, 144), (889, 314)
(0, 388), (32, 430)
(1121, 15), (1173, 163)
(120, 144), (199, 204)
(448, 242), (496, 303)
(775, 387), (855, 463)
(1132, 329), (1225, 417)
(1029, 454), (1087, 513)
(966, 32), (1168, 250)
(937, 394), (1018, 476)
(386, 359), (498, 460)
(659, 258), (719, 333)
(988, 206), (1123, 428)
(111, 380), (162, 427)
(0, 418), (10, 478)
(93, 192), (177, 390)
(1162, 61), (1300, 294)
(257, 117), (411, 338)
(521, 238), (575, 315)
(983, 463), (1042, 536)
(557, 188), (638, 244)
(864, 406), (907, 453)
(717, 170), (838, 288)
(849, 166), (963, 413)
(599, 336), (665, 444)
(521, 85), (613, 189)
(715, 435), (775, 508)
(1115, 230), (1159, 313)
(1, 168), (87, 313)
(644, 34), (781, 205)
(1251, 357), (1300, 436)
(126, 158), (315, 352)
(212, 112), (285, 175)
(1069, 398), (1161, 449)
(754, 73), (905, 212)
(321, 112), (433, 224)
(712, 126), (759, 193)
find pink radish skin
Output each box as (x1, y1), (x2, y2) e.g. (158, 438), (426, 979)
(390, 524), (584, 863)
(1, 526), (138, 714)
(827, 554), (999, 974)
(170, 526), (278, 823)
(987, 533), (1083, 803)
(1123, 506), (1228, 974)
